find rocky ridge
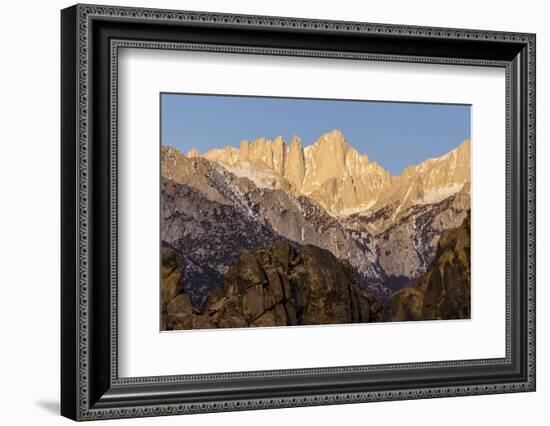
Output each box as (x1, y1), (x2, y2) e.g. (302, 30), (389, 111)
(162, 241), (382, 330)
(195, 129), (470, 217)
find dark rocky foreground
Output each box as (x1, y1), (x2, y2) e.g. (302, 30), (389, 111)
(383, 211), (471, 321)
(162, 212), (471, 330)
(162, 241), (382, 330)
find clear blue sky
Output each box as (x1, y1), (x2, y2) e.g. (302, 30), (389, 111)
(161, 93), (470, 176)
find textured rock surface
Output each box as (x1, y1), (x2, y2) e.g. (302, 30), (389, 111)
(284, 136), (306, 187)
(383, 211), (471, 322)
(343, 184), (470, 296)
(301, 130), (391, 213)
(161, 131), (471, 307)
(370, 139), (471, 214)
(161, 177), (282, 308)
(192, 129), (469, 216)
(161, 246), (183, 305)
(163, 241), (382, 330)
(161, 148), (383, 298)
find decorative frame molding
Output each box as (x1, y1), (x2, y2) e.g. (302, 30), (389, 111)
(61, 4), (536, 421)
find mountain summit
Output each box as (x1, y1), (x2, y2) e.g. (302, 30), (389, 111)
(189, 130), (470, 215)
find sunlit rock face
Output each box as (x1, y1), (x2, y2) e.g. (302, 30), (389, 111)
(193, 129), (469, 216)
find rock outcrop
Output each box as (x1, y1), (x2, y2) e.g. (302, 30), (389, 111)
(163, 241), (382, 330)
(382, 211), (471, 322)
(284, 136), (305, 187)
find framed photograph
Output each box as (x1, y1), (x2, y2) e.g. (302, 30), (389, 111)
(61, 4), (536, 421)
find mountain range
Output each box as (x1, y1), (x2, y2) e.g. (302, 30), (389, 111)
(161, 129), (471, 321)
(195, 129), (470, 216)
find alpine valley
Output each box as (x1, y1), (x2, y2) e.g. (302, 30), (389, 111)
(161, 129), (471, 330)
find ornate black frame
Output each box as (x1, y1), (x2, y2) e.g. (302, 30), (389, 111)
(61, 4), (536, 421)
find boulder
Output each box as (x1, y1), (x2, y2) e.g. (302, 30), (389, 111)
(161, 246), (183, 309)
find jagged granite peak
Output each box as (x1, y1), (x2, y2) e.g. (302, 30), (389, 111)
(192, 130), (388, 213)
(272, 135), (285, 176)
(237, 139), (250, 162)
(302, 130), (392, 213)
(187, 148), (200, 158)
(283, 135), (305, 188)
(370, 139), (471, 215)
(181, 132), (470, 216)
(202, 145), (238, 164)
(251, 137), (276, 168)
(302, 129), (354, 193)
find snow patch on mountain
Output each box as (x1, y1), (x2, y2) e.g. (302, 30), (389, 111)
(420, 183), (464, 204)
